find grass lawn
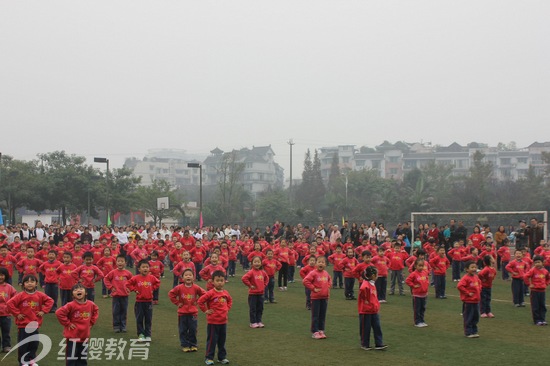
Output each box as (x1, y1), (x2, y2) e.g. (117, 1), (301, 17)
(6, 267), (548, 366)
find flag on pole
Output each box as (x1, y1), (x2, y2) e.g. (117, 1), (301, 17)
(0, 209), (3, 225)
(199, 212), (203, 229)
(342, 216), (345, 226)
(107, 212), (112, 226)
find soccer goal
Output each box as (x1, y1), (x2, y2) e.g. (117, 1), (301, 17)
(410, 211), (548, 241)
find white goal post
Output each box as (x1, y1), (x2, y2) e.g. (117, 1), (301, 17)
(411, 211), (548, 241)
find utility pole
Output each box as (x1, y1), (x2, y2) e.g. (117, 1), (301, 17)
(288, 139), (295, 204)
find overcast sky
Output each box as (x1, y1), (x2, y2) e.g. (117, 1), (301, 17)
(1, 1), (548, 178)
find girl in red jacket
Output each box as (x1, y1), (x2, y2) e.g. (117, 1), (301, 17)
(300, 256), (316, 310)
(241, 256), (269, 328)
(405, 259), (430, 327)
(0, 268), (16, 353)
(262, 250), (282, 304)
(168, 269), (206, 352)
(55, 283), (99, 366)
(303, 256), (331, 340)
(341, 248), (359, 300)
(524, 256), (550, 325)
(457, 261), (482, 338)
(358, 266), (387, 350)
(478, 255), (497, 318)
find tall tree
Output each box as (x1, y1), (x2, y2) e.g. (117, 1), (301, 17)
(462, 150), (493, 211)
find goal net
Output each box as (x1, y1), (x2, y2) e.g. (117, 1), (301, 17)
(410, 211), (548, 242)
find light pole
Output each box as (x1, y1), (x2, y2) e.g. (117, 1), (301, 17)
(187, 163), (202, 228)
(94, 157), (110, 225)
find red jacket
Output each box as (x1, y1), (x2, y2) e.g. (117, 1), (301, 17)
(328, 253), (346, 271)
(0, 254), (17, 277)
(342, 257), (359, 278)
(505, 260), (529, 279)
(7, 290), (54, 328)
(429, 256), (450, 275)
(103, 268), (133, 297)
(386, 250), (408, 271)
(524, 267), (550, 292)
(497, 246), (511, 262)
(0, 283), (17, 316)
(274, 247), (290, 264)
(17, 258), (42, 276)
(478, 266), (497, 289)
(457, 274), (481, 303)
(303, 269), (331, 300)
(241, 268), (269, 295)
(173, 261), (196, 279)
(358, 280), (379, 314)
(55, 300), (99, 341)
(262, 258), (282, 278)
(299, 265), (315, 280)
(405, 270), (429, 297)
(199, 264), (226, 290)
(190, 247), (207, 264)
(168, 283), (206, 315)
(447, 248), (463, 262)
(148, 260), (164, 279)
(38, 260), (62, 284)
(198, 289), (232, 324)
(371, 255), (389, 277)
(96, 257), (116, 277)
(56, 263), (78, 290)
(73, 264), (104, 289)
(127, 274), (160, 302)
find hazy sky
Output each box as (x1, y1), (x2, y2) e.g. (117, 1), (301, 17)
(1, 1), (549, 177)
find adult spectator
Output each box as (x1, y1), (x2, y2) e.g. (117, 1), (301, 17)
(19, 223), (31, 241)
(340, 221), (350, 242)
(515, 220), (528, 250)
(80, 227), (93, 244)
(527, 218), (544, 257)
(32, 221), (46, 241)
(329, 225), (342, 244)
(454, 221), (468, 242)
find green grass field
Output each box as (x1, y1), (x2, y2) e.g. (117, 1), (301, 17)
(6, 267), (548, 366)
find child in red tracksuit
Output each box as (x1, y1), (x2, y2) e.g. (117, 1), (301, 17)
(497, 241), (511, 280)
(429, 246), (450, 299)
(104, 255), (133, 333)
(371, 248), (389, 303)
(358, 266), (387, 350)
(241, 256), (269, 328)
(148, 251), (164, 304)
(341, 248), (359, 300)
(262, 250), (282, 304)
(300, 257), (316, 310)
(168, 269), (206, 352)
(0, 268), (16, 353)
(173, 251), (196, 287)
(38, 250), (62, 312)
(303, 256), (331, 340)
(405, 259), (430, 327)
(505, 250), (529, 307)
(57, 252), (78, 306)
(386, 242), (408, 296)
(328, 245), (346, 289)
(457, 261), (482, 338)
(7, 274), (54, 366)
(199, 253), (226, 291)
(55, 283), (99, 366)
(523, 255), (550, 325)
(478, 255), (497, 318)
(73, 252), (104, 302)
(198, 271), (232, 365)
(448, 242), (463, 281)
(126, 260), (161, 341)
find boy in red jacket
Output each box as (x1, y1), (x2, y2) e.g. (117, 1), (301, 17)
(358, 266), (387, 350)
(497, 240), (511, 280)
(73, 252), (104, 302)
(328, 245), (346, 289)
(262, 250), (282, 304)
(0, 268), (16, 353)
(341, 248), (359, 300)
(429, 246), (450, 299)
(56, 252), (78, 306)
(241, 256), (269, 328)
(38, 250), (62, 312)
(198, 270), (232, 365)
(386, 242), (408, 296)
(127, 260), (161, 342)
(300, 256), (317, 310)
(7, 274), (54, 366)
(55, 283), (99, 366)
(478, 255), (497, 318)
(148, 251), (164, 305)
(169, 269), (206, 352)
(457, 261), (482, 338)
(505, 250), (529, 307)
(371, 247), (389, 303)
(104, 254), (133, 333)
(303, 256), (331, 340)
(524, 255), (550, 325)
(405, 259), (430, 327)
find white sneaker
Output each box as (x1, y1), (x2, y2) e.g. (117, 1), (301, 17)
(145, 336), (152, 342)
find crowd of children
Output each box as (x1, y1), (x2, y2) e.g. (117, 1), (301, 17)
(0, 223), (549, 365)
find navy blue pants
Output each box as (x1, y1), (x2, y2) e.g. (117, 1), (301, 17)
(248, 294), (264, 324)
(113, 296), (129, 331)
(205, 323), (227, 361)
(44, 283), (58, 312)
(359, 313), (383, 348)
(17, 328), (38, 366)
(60, 289), (73, 306)
(66, 339), (88, 366)
(413, 296), (426, 325)
(305, 288), (311, 309)
(480, 287), (492, 314)
(452, 261), (461, 281)
(278, 262), (288, 287)
(501, 261), (509, 280)
(264, 277), (275, 302)
(0, 316), (11, 348)
(310, 299), (328, 333)
(375, 277), (387, 301)
(344, 277), (355, 299)
(173, 274), (180, 288)
(195, 263), (203, 281)
(463, 302), (480, 336)
(332, 271), (343, 288)
(179, 314), (198, 347)
(134, 301), (153, 337)
(530, 291), (547, 324)
(434, 275), (446, 298)
(228, 260), (236, 276)
(288, 265), (295, 282)
(511, 278), (524, 305)
(85, 287), (95, 302)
